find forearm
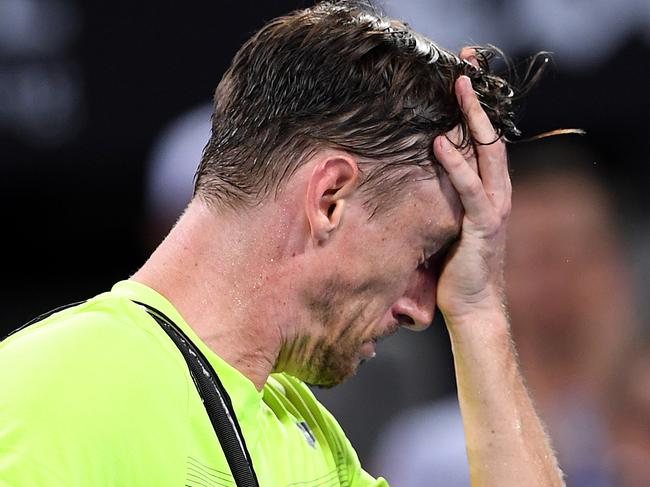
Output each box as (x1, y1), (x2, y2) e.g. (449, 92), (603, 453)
(446, 308), (565, 487)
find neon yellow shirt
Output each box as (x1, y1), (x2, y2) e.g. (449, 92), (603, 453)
(0, 280), (388, 487)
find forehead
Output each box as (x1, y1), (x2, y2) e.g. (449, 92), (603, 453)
(390, 167), (463, 245)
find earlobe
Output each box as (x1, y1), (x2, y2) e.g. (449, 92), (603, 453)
(305, 154), (358, 244)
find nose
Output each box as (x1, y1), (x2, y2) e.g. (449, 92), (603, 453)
(391, 267), (437, 331)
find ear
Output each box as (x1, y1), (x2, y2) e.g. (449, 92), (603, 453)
(305, 154), (359, 244)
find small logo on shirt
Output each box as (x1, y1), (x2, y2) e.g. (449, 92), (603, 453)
(296, 421), (316, 448)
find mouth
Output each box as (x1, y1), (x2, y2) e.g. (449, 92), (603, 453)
(359, 340), (376, 360)
(360, 324), (400, 360)
(376, 322), (400, 343)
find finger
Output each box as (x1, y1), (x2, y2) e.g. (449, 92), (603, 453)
(434, 135), (492, 221)
(455, 76), (507, 199)
(455, 75), (497, 148)
(459, 47), (479, 69)
(445, 125), (477, 175)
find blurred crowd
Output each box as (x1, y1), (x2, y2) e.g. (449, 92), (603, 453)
(2, 0), (649, 486)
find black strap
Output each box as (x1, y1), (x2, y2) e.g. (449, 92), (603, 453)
(2, 301), (86, 342)
(3, 300), (259, 487)
(133, 301), (260, 487)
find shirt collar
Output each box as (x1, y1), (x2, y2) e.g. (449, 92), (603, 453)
(110, 279), (263, 430)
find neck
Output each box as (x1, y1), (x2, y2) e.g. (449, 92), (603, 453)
(131, 198), (306, 390)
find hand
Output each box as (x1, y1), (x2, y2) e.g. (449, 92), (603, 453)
(433, 75), (511, 323)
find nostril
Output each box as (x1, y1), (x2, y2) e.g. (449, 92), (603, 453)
(396, 313), (415, 327)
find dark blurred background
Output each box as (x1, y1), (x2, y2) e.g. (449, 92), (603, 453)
(2, 0), (649, 485)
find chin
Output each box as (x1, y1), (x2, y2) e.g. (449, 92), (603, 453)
(300, 356), (363, 389)
(303, 374), (348, 389)
(280, 330), (368, 387)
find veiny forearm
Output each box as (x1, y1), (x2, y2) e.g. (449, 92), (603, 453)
(446, 309), (565, 487)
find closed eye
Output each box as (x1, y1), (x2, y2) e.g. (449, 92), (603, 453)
(419, 237), (458, 272)
(417, 252), (430, 270)
(432, 238), (457, 268)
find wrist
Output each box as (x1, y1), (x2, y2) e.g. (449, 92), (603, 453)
(443, 305), (512, 346)
(440, 288), (507, 326)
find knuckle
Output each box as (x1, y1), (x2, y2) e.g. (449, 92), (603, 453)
(496, 142), (507, 158)
(479, 214), (501, 236)
(502, 197), (512, 215)
(487, 213), (501, 229)
(505, 176), (513, 193)
(446, 153), (464, 168)
(486, 153), (501, 167)
(467, 99), (483, 118)
(487, 143), (506, 161)
(466, 178), (483, 195)
(500, 204), (511, 221)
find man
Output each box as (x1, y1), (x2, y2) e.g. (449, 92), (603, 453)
(0, 1), (564, 486)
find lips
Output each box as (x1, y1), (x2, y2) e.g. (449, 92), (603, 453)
(374, 323), (400, 344)
(360, 324), (399, 359)
(360, 340), (376, 359)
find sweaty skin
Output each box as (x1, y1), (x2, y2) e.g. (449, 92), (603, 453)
(433, 74), (565, 486)
(131, 60), (565, 487)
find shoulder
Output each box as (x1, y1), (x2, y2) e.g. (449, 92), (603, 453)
(0, 295), (191, 484)
(2, 295), (188, 373)
(1, 294), (191, 415)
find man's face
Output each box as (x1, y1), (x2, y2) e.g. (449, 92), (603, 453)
(285, 166), (462, 387)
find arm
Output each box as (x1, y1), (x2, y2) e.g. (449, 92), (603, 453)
(432, 74), (565, 486)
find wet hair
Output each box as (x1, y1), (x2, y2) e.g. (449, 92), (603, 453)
(194, 0), (543, 213)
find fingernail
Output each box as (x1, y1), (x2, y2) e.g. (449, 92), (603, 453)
(460, 75), (472, 90)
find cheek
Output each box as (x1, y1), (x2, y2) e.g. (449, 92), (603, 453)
(318, 230), (423, 319)
(392, 261), (432, 299)
(302, 274), (383, 331)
